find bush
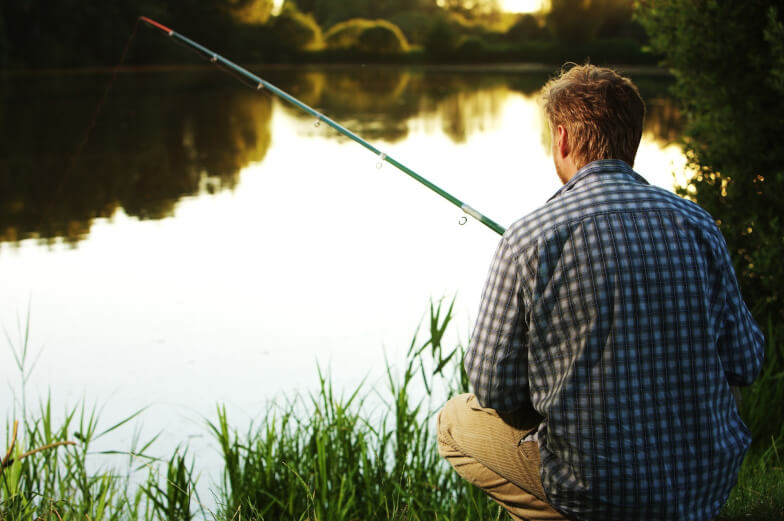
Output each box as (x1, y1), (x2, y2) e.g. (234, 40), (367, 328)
(324, 18), (408, 54)
(637, 2), (784, 322)
(356, 22), (409, 53)
(547, 0), (604, 45)
(324, 18), (368, 49)
(227, 0), (274, 24)
(388, 10), (439, 45)
(268, 5), (323, 51)
(592, 0), (648, 43)
(506, 13), (551, 42)
(424, 17), (461, 58)
(456, 35), (488, 60)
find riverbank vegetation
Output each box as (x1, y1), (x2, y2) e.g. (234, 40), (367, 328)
(0, 1), (655, 70)
(1, 299), (782, 520)
(2, 301), (783, 519)
(637, 1), (784, 324)
(637, 1), (784, 516)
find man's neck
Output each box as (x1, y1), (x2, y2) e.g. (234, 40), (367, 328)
(556, 158), (580, 185)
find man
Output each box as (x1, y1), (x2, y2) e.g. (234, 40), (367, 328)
(437, 64), (765, 521)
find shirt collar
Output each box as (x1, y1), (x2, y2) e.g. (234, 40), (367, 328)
(547, 159), (648, 202)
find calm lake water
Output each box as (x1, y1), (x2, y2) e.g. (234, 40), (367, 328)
(1, 65), (686, 488)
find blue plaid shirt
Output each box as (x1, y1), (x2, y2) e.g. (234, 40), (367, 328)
(465, 160), (764, 521)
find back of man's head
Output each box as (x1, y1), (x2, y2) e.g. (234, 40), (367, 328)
(543, 64), (646, 168)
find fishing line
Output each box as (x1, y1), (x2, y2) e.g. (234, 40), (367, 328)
(137, 16), (507, 236)
(66, 19), (143, 179)
(39, 19), (143, 235)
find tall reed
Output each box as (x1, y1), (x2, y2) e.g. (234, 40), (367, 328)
(2, 400), (151, 520)
(208, 297), (503, 520)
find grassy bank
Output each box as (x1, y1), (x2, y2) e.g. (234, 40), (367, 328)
(2, 301), (782, 520)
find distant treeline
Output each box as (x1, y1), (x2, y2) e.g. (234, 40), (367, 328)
(0, 0), (654, 69)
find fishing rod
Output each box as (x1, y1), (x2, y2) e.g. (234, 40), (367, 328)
(138, 16), (506, 236)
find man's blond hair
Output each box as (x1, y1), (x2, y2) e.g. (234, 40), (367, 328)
(543, 64), (646, 167)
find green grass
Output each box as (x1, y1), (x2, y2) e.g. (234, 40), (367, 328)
(205, 298), (504, 520)
(1, 400), (163, 520)
(716, 319), (784, 521)
(2, 299), (783, 520)
(717, 443), (784, 521)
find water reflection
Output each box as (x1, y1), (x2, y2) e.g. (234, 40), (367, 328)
(270, 68), (550, 144)
(0, 70), (272, 245)
(0, 66), (680, 246)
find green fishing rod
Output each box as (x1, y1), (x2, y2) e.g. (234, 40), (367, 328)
(138, 16), (506, 236)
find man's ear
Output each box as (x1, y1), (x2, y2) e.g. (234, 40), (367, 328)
(556, 125), (569, 158)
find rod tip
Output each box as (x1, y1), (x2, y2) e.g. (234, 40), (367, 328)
(139, 16), (174, 35)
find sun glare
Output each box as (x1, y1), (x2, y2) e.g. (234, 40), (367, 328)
(502, 0), (547, 13)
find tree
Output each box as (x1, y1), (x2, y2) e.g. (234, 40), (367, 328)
(323, 18), (408, 53)
(637, 1), (784, 320)
(290, 0), (434, 25)
(424, 17), (461, 58)
(227, 0), (275, 24)
(284, 0), (371, 28)
(0, 0), (269, 67)
(546, 0), (605, 45)
(268, 4), (323, 51)
(436, 0), (501, 19)
(596, 0), (647, 42)
(0, 6), (8, 67)
(357, 22), (409, 53)
(506, 13), (550, 42)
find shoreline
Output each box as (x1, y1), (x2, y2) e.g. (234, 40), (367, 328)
(0, 61), (671, 77)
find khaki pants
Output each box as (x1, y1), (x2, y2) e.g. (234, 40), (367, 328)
(437, 393), (570, 521)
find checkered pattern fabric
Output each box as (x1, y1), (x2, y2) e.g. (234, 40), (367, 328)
(465, 160), (764, 521)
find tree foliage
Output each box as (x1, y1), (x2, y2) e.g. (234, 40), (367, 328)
(356, 22), (410, 53)
(268, 4), (323, 51)
(437, 0), (501, 19)
(324, 19), (373, 49)
(389, 11), (442, 45)
(424, 17), (462, 58)
(547, 0), (605, 44)
(547, 0), (646, 45)
(0, 0), (654, 68)
(0, 0), (243, 67)
(287, 0), (434, 29)
(324, 19), (408, 53)
(227, 0), (275, 24)
(637, 1), (784, 320)
(289, 0), (502, 29)
(505, 14), (551, 42)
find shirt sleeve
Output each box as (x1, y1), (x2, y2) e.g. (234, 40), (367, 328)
(464, 235), (531, 412)
(716, 245), (765, 387)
